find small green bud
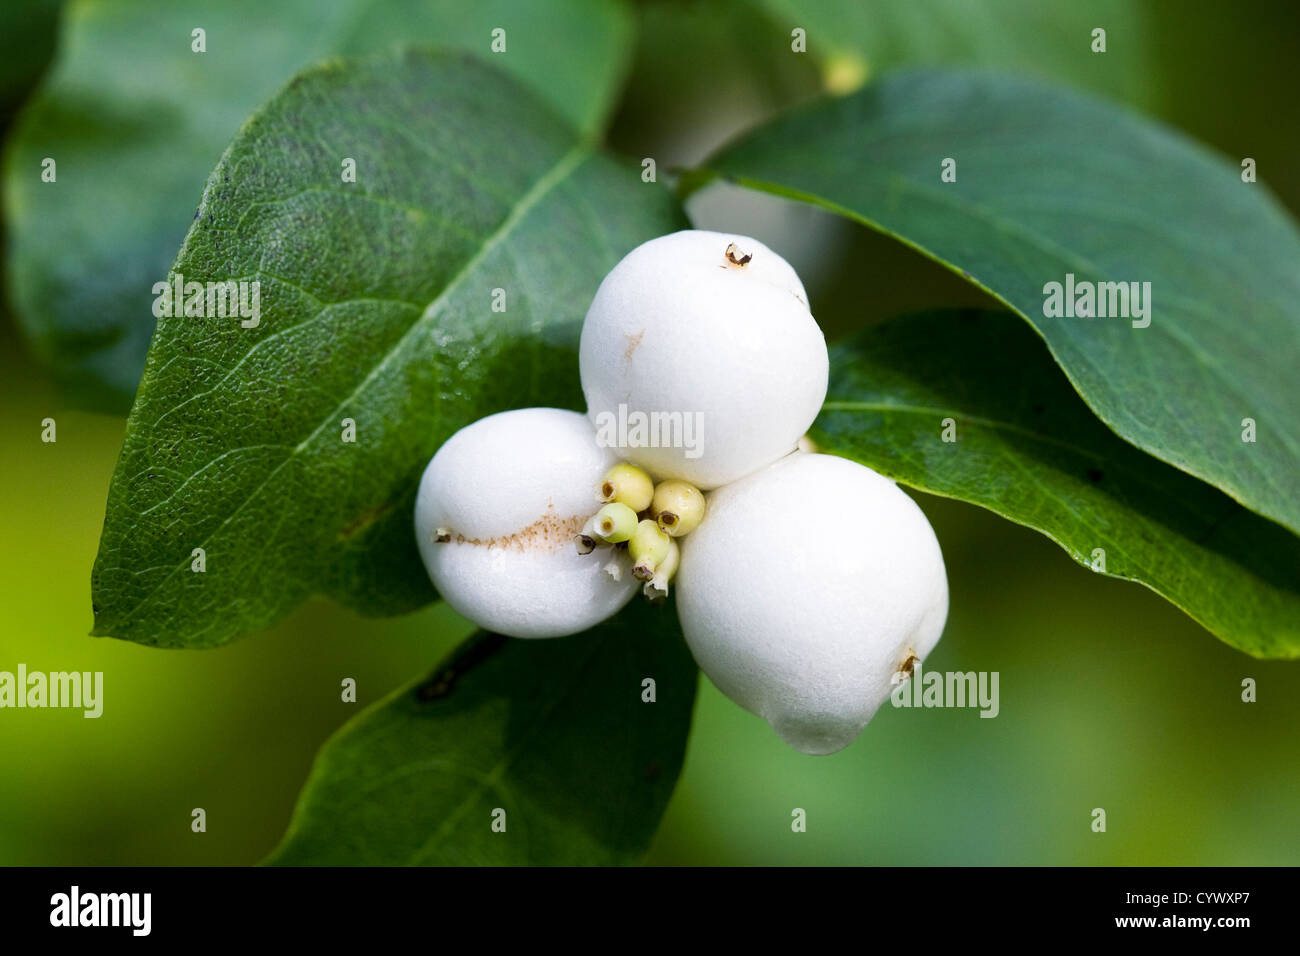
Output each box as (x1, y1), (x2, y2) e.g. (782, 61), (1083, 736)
(599, 462), (655, 513)
(629, 518), (672, 581)
(643, 537), (680, 603)
(594, 502), (638, 543)
(652, 479), (706, 537)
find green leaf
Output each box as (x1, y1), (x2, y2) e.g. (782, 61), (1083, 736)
(687, 69), (1300, 538)
(814, 310), (1300, 659)
(3, 0), (632, 406)
(266, 601), (698, 866)
(89, 48), (685, 648)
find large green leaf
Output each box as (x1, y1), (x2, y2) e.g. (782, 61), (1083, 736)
(267, 601), (698, 865)
(686, 69), (1300, 538)
(89, 49), (685, 648)
(3, 0), (632, 406)
(814, 310), (1300, 659)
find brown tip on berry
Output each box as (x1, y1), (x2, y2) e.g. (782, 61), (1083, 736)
(724, 242), (752, 267)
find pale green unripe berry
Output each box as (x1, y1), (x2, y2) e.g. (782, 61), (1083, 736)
(676, 452), (948, 754)
(643, 536), (681, 604)
(629, 518), (672, 581)
(593, 502), (638, 543)
(652, 479), (705, 537)
(580, 230), (828, 489)
(599, 462), (654, 513)
(414, 408), (637, 638)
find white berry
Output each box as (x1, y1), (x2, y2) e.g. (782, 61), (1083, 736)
(580, 230), (829, 489)
(675, 452), (949, 755)
(414, 408), (637, 638)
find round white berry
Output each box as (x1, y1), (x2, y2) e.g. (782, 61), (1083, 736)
(414, 408), (637, 638)
(580, 230), (828, 489)
(675, 452), (948, 754)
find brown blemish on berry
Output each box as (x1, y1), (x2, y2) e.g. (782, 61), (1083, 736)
(624, 329), (644, 360)
(724, 242), (752, 267)
(438, 506), (588, 554)
(897, 653), (919, 680)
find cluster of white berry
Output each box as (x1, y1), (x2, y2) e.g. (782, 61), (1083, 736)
(415, 230), (948, 754)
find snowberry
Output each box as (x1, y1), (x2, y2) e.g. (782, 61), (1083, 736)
(675, 452), (949, 755)
(592, 501), (638, 542)
(628, 518), (672, 582)
(598, 462), (655, 513)
(579, 230), (829, 489)
(414, 407), (637, 638)
(651, 478), (706, 537)
(643, 535), (680, 604)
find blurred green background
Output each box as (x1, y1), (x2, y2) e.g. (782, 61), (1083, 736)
(2, 0), (1297, 865)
